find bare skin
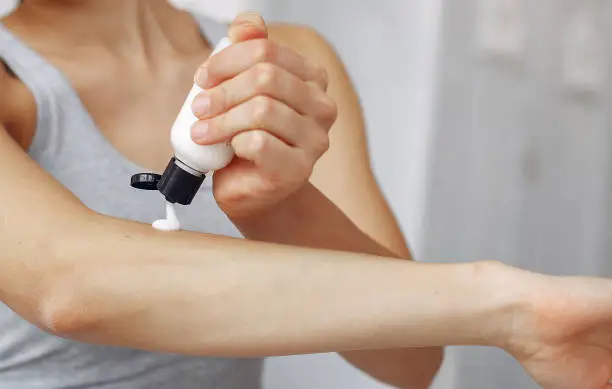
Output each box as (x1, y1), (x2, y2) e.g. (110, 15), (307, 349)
(2, 3), (612, 389)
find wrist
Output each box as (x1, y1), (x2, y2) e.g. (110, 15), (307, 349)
(470, 261), (535, 351)
(229, 183), (314, 240)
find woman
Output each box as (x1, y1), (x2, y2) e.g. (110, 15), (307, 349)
(1, 1), (612, 389)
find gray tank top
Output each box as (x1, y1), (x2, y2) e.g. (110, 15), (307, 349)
(0, 11), (264, 389)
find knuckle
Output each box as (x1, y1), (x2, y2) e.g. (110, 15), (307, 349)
(312, 130), (330, 155)
(251, 96), (274, 127)
(309, 83), (337, 126)
(297, 153), (315, 180)
(314, 63), (329, 88)
(320, 96), (338, 125)
(253, 40), (275, 63)
(253, 62), (277, 92)
(248, 130), (269, 154)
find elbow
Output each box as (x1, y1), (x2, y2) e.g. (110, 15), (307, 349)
(2, 266), (102, 339)
(34, 271), (102, 338)
(1, 250), (101, 338)
(37, 223), (109, 338)
(37, 288), (99, 338)
(30, 242), (103, 338)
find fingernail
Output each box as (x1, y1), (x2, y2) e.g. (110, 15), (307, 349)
(195, 67), (208, 87)
(192, 93), (211, 117)
(191, 121), (210, 143)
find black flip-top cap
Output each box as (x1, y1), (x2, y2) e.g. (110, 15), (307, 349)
(157, 157), (205, 205)
(130, 173), (162, 190)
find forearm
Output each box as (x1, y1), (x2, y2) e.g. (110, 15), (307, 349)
(231, 183), (443, 387)
(1, 210), (521, 357)
(232, 183), (398, 255)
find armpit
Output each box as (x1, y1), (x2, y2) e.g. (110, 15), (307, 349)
(2, 60), (17, 78)
(0, 59), (36, 150)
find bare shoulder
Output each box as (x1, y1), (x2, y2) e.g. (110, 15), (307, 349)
(268, 23), (326, 47)
(268, 23), (345, 71)
(267, 23), (357, 123)
(0, 61), (36, 149)
(267, 22), (368, 167)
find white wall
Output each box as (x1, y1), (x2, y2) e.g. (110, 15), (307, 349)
(0, 0), (14, 15)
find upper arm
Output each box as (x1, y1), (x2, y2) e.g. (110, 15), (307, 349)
(0, 64), (90, 318)
(0, 62), (82, 209)
(270, 25), (412, 259)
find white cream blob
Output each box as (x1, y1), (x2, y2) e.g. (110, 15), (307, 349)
(152, 201), (181, 232)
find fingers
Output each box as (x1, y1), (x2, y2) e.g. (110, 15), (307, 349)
(191, 96), (329, 159)
(229, 11), (268, 42)
(190, 9), (333, 184)
(231, 130), (312, 184)
(191, 62), (337, 128)
(197, 39), (328, 91)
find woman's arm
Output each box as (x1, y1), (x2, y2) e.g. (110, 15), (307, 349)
(0, 69), (513, 355)
(33, 213), (515, 356)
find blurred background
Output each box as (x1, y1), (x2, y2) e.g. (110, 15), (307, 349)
(2, 0), (611, 388)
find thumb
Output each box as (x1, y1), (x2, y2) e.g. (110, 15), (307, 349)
(229, 11), (268, 43)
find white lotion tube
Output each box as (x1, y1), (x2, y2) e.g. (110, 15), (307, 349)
(171, 37), (234, 174)
(156, 37), (234, 206)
